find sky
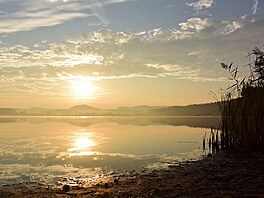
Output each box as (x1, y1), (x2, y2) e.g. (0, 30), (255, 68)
(0, 0), (264, 108)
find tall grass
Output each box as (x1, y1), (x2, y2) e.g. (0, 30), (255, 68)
(219, 47), (264, 152)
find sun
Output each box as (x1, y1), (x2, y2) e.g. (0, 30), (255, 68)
(71, 79), (96, 99)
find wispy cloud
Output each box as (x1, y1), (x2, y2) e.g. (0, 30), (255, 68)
(89, 0), (110, 25)
(0, 1), (88, 34)
(252, 0), (259, 15)
(0, 11), (89, 34)
(0, 0), (131, 35)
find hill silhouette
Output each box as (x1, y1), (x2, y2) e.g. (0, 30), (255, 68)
(0, 102), (220, 116)
(152, 103), (220, 116)
(69, 105), (98, 111)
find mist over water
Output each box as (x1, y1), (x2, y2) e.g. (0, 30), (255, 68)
(0, 116), (219, 185)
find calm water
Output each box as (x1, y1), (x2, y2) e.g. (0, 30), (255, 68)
(0, 116), (219, 185)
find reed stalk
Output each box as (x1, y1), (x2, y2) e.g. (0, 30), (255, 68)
(219, 47), (264, 152)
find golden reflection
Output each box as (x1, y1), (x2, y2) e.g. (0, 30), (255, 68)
(68, 133), (97, 157)
(74, 137), (95, 149)
(80, 116), (89, 119)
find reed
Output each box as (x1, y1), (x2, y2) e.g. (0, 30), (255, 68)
(219, 47), (264, 152)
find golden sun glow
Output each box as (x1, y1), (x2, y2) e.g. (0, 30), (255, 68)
(74, 137), (96, 150)
(71, 79), (97, 99)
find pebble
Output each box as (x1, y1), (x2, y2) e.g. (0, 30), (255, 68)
(61, 184), (70, 192)
(114, 178), (119, 184)
(104, 182), (110, 188)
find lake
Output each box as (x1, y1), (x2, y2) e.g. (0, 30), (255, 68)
(0, 116), (220, 185)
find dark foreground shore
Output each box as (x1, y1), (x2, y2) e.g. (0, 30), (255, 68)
(1, 152), (264, 197)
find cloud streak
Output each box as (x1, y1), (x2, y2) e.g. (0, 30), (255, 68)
(252, 0), (259, 15)
(0, 11), (89, 34)
(0, 0), (131, 35)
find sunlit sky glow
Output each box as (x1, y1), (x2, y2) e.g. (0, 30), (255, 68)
(70, 78), (97, 99)
(0, 0), (264, 108)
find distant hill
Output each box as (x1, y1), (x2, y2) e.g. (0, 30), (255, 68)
(69, 105), (98, 111)
(152, 103), (220, 116)
(68, 105), (100, 115)
(0, 108), (18, 115)
(26, 107), (52, 115)
(0, 102), (220, 116)
(112, 106), (161, 116)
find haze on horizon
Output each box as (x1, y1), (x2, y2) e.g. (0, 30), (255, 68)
(0, 0), (264, 109)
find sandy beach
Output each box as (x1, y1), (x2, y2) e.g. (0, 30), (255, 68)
(1, 151), (264, 197)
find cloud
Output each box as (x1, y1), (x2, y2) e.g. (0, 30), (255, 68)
(47, 0), (74, 2)
(0, 11), (89, 34)
(252, 0), (259, 15)
(176, 17), (242, 38)
(187, 0), (214, 10)
(179, 18), (211, 32)
(0, 0), (132, 34)
(0, 1), (89, 34)
(88, 0), (110, 25)
(0, 16), (264, 96)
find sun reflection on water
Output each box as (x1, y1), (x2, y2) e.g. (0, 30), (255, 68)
(68, 133), (97, 156)
(74, 137), (95, 149)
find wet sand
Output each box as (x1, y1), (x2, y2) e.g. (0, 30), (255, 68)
(1, 151), (264, 197)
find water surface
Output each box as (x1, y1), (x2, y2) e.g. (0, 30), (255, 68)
(0, 116), (219, 185)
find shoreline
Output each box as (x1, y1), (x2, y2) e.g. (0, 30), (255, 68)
(1, 151), (264, 197)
